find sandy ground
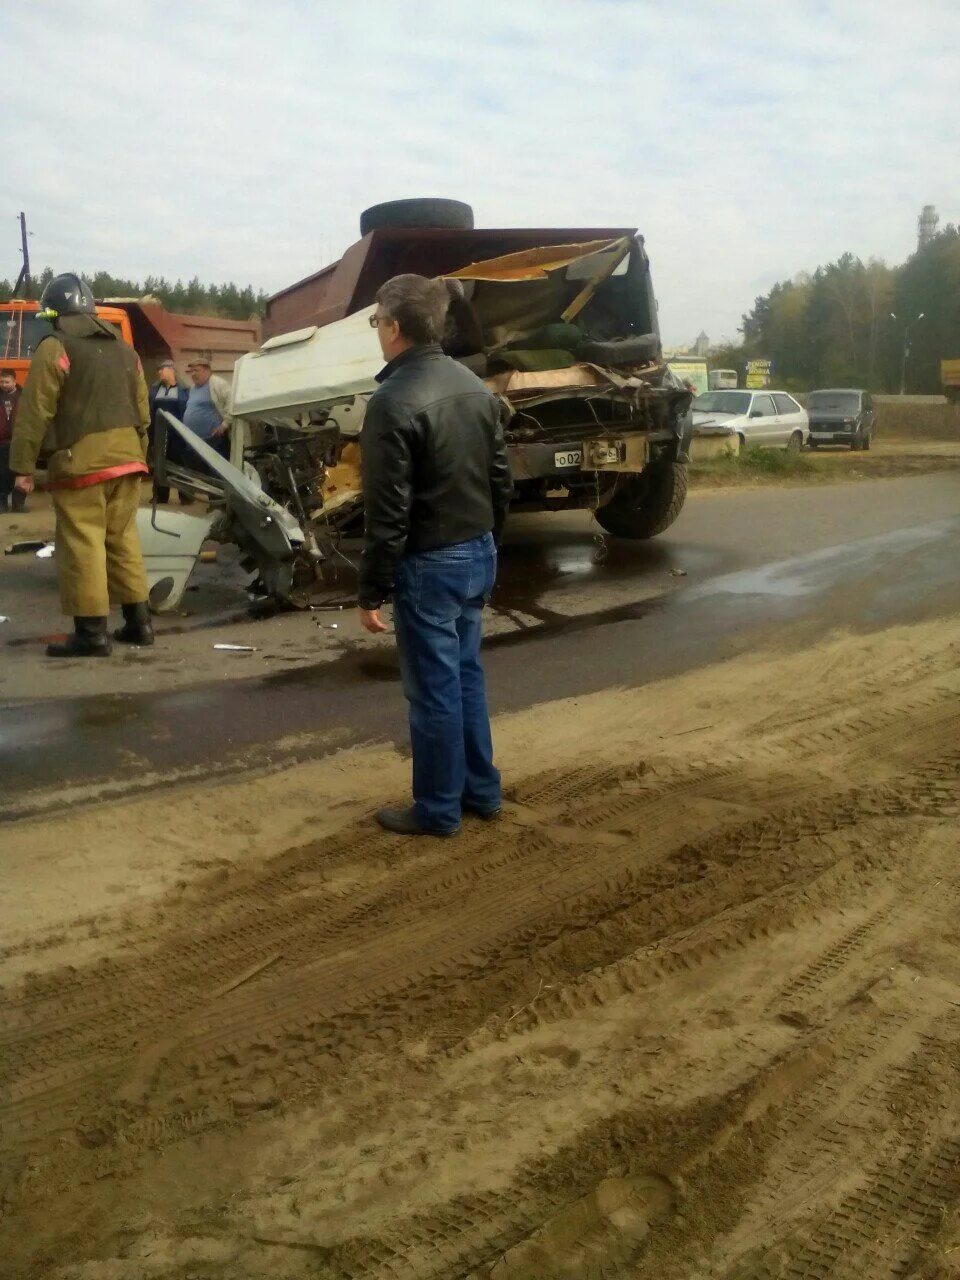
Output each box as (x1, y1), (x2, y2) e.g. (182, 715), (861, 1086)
(2, 612), (960, 1279)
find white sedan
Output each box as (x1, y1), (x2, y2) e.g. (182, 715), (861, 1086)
(691, 389), (809, 451)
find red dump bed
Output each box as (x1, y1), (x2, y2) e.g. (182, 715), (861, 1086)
(263, 226), (637, 340)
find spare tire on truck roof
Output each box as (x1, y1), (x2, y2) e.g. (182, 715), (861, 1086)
(576, 333), (660, 366)
(359, 198), (475, 236)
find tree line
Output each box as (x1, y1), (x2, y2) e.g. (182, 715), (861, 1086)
(710, 225), (960, 394)
(0, 267), (268, 322)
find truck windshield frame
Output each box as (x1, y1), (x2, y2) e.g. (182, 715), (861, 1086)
(0, 309), (54, 361)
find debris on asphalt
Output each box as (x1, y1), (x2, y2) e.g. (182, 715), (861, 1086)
(36, 544), (56, 559)
(0, 615), (9, 623)
(4, 540), (48, 555)
(670, 568), (688, 576)
(213, 643), (257, 652)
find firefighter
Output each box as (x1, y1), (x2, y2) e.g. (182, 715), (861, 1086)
(10, 272), (155, 657)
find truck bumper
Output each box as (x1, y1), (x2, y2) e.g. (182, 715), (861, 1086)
(508, 434), (663, 482)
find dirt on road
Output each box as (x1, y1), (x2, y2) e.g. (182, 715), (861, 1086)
(3, 613), (960, 1279)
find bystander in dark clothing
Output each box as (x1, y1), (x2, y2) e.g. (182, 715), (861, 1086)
(359, 274), (512, 836)
(0, 370), (26, 513)
(148, 360), (192, 503)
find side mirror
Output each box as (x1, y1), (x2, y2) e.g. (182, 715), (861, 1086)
(749, 409), (764, 418)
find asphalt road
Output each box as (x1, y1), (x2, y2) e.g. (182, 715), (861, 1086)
(2, 471), (960, 817)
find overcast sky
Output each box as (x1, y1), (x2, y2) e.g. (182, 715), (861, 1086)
(2, 0), (957, 344)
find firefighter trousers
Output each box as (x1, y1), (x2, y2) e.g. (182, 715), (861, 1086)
(51, 475), (149, 617)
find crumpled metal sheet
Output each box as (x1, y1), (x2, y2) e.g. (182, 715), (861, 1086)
(485, 359), (661, 402)
(447, 239), (624, 282)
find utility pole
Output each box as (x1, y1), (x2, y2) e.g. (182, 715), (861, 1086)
(13, 212), (31, 297)
(889, 311), (925, 395)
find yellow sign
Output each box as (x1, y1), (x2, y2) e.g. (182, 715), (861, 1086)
(745, 358), (773, 389)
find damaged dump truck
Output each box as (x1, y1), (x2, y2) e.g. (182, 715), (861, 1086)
(142, 203), (691, 611)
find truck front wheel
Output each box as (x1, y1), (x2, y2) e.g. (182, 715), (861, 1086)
(594, 462), (688, 539)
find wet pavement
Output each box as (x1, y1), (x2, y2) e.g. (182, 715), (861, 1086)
(2, 472), (960, 817)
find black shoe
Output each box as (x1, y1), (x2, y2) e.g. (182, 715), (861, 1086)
(114, 602), (155, 646)
(462, 803), (503, 821)
(463, 798), (506, 819)
(376, 806), (460, 838)
(47, 617), (112, 658)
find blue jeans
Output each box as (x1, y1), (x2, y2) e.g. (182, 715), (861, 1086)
(393, 533), (500, 832)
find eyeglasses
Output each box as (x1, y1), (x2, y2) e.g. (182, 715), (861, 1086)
(369, 313), (384, 328)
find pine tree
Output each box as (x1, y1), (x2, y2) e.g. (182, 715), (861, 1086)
(0, 267), (268, 319)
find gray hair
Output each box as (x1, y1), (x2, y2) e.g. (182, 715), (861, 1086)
(375, 274), (459, 345)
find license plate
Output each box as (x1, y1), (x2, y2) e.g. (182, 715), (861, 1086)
(588, 444), (622, 465)
(554, 449), (582, 469)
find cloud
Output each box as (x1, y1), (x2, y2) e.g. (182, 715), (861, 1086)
(2, 0), (958, 343)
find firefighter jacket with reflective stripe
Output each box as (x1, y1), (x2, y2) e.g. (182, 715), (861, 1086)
(10, 314), (149, 477)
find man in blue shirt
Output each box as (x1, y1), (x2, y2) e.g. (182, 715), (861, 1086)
(184, 356), (233, 459)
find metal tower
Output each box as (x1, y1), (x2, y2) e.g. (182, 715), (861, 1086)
(917, 204), (939, 249)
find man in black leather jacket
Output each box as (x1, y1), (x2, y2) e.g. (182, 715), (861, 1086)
(359, 273), (512, 836)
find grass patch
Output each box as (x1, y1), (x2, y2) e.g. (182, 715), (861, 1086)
(692, 445), (818, 484)
(740, 445), (817, 474)
(689, 440), (960, 489)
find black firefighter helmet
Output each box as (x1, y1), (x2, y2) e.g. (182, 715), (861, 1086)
(39, 272), (97, 320)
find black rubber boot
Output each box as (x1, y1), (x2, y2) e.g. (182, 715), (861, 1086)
(113, 602), (155, 646)
(47, 617), (113, 658)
